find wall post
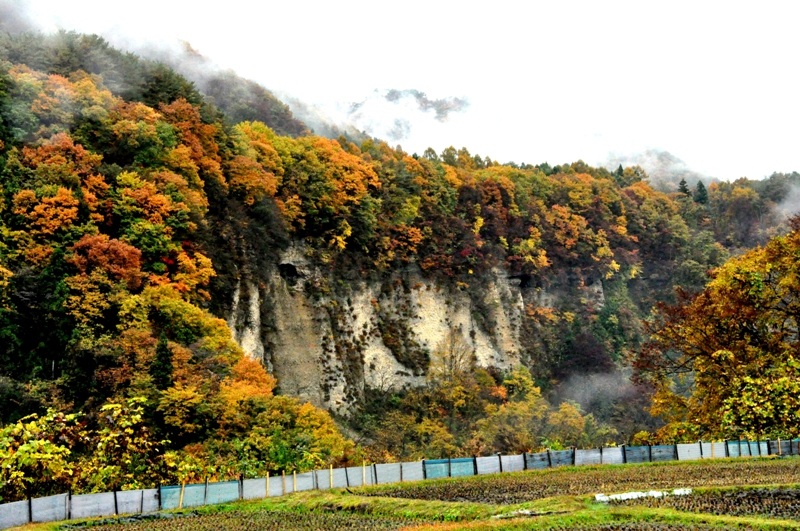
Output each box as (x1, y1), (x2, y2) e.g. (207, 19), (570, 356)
(178, 482), (185, 509)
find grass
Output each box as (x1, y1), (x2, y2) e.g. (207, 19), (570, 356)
(12, 457), (800, 531)
(357, 457), (800, 504)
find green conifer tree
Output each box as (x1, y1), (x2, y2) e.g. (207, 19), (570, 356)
(678, 178), (691, 196)
(150, 333), (173, 390)
(693, 181), (709, 204)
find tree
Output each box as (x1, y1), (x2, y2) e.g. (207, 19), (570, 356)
(440, 146), (457, 166)
(79, 397), (171, 492)
(158, 98), (223, 187)
(224, 154), (278, 206)
(150, 333), (173, 390)
(64, 235), (143, 334)
(12, 187), (80, 238)
(141, 65), (203, 108)
(678, 178), (691, 196)
(422, 147), (439, 161)
(0, 410), (77, 501)
(543, 401), (616, 449)
(693, 180), (708, 204)
(214, 397), (352, 475)
(469, 367), (549, 454)
(216, 357), (276, 435)
(428, 328), (475, 380)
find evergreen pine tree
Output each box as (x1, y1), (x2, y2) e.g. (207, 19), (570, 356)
(150, 333), (173, 390)
(678, 178), (691, 196)
(693, 181), (708, 204)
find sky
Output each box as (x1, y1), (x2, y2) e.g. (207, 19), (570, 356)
(5, 0), (800, 181)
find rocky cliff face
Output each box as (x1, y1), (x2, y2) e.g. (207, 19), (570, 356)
(228, 246), (552, 415)
(226, 244), (606, 416)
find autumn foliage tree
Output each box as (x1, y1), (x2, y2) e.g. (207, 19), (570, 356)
(636, 216), (800, 440)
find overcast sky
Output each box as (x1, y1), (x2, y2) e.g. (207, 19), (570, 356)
(7, 0), (800, 180)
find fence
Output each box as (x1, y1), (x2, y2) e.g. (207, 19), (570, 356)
(1, 438), (798, 529)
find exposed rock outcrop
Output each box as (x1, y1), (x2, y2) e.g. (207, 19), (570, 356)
(226, 244), (605, 416)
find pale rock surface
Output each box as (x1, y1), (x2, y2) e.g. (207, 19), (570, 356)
(226, 244), (600, 415)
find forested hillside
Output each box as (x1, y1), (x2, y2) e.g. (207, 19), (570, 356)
(1, 30), (798, 501)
